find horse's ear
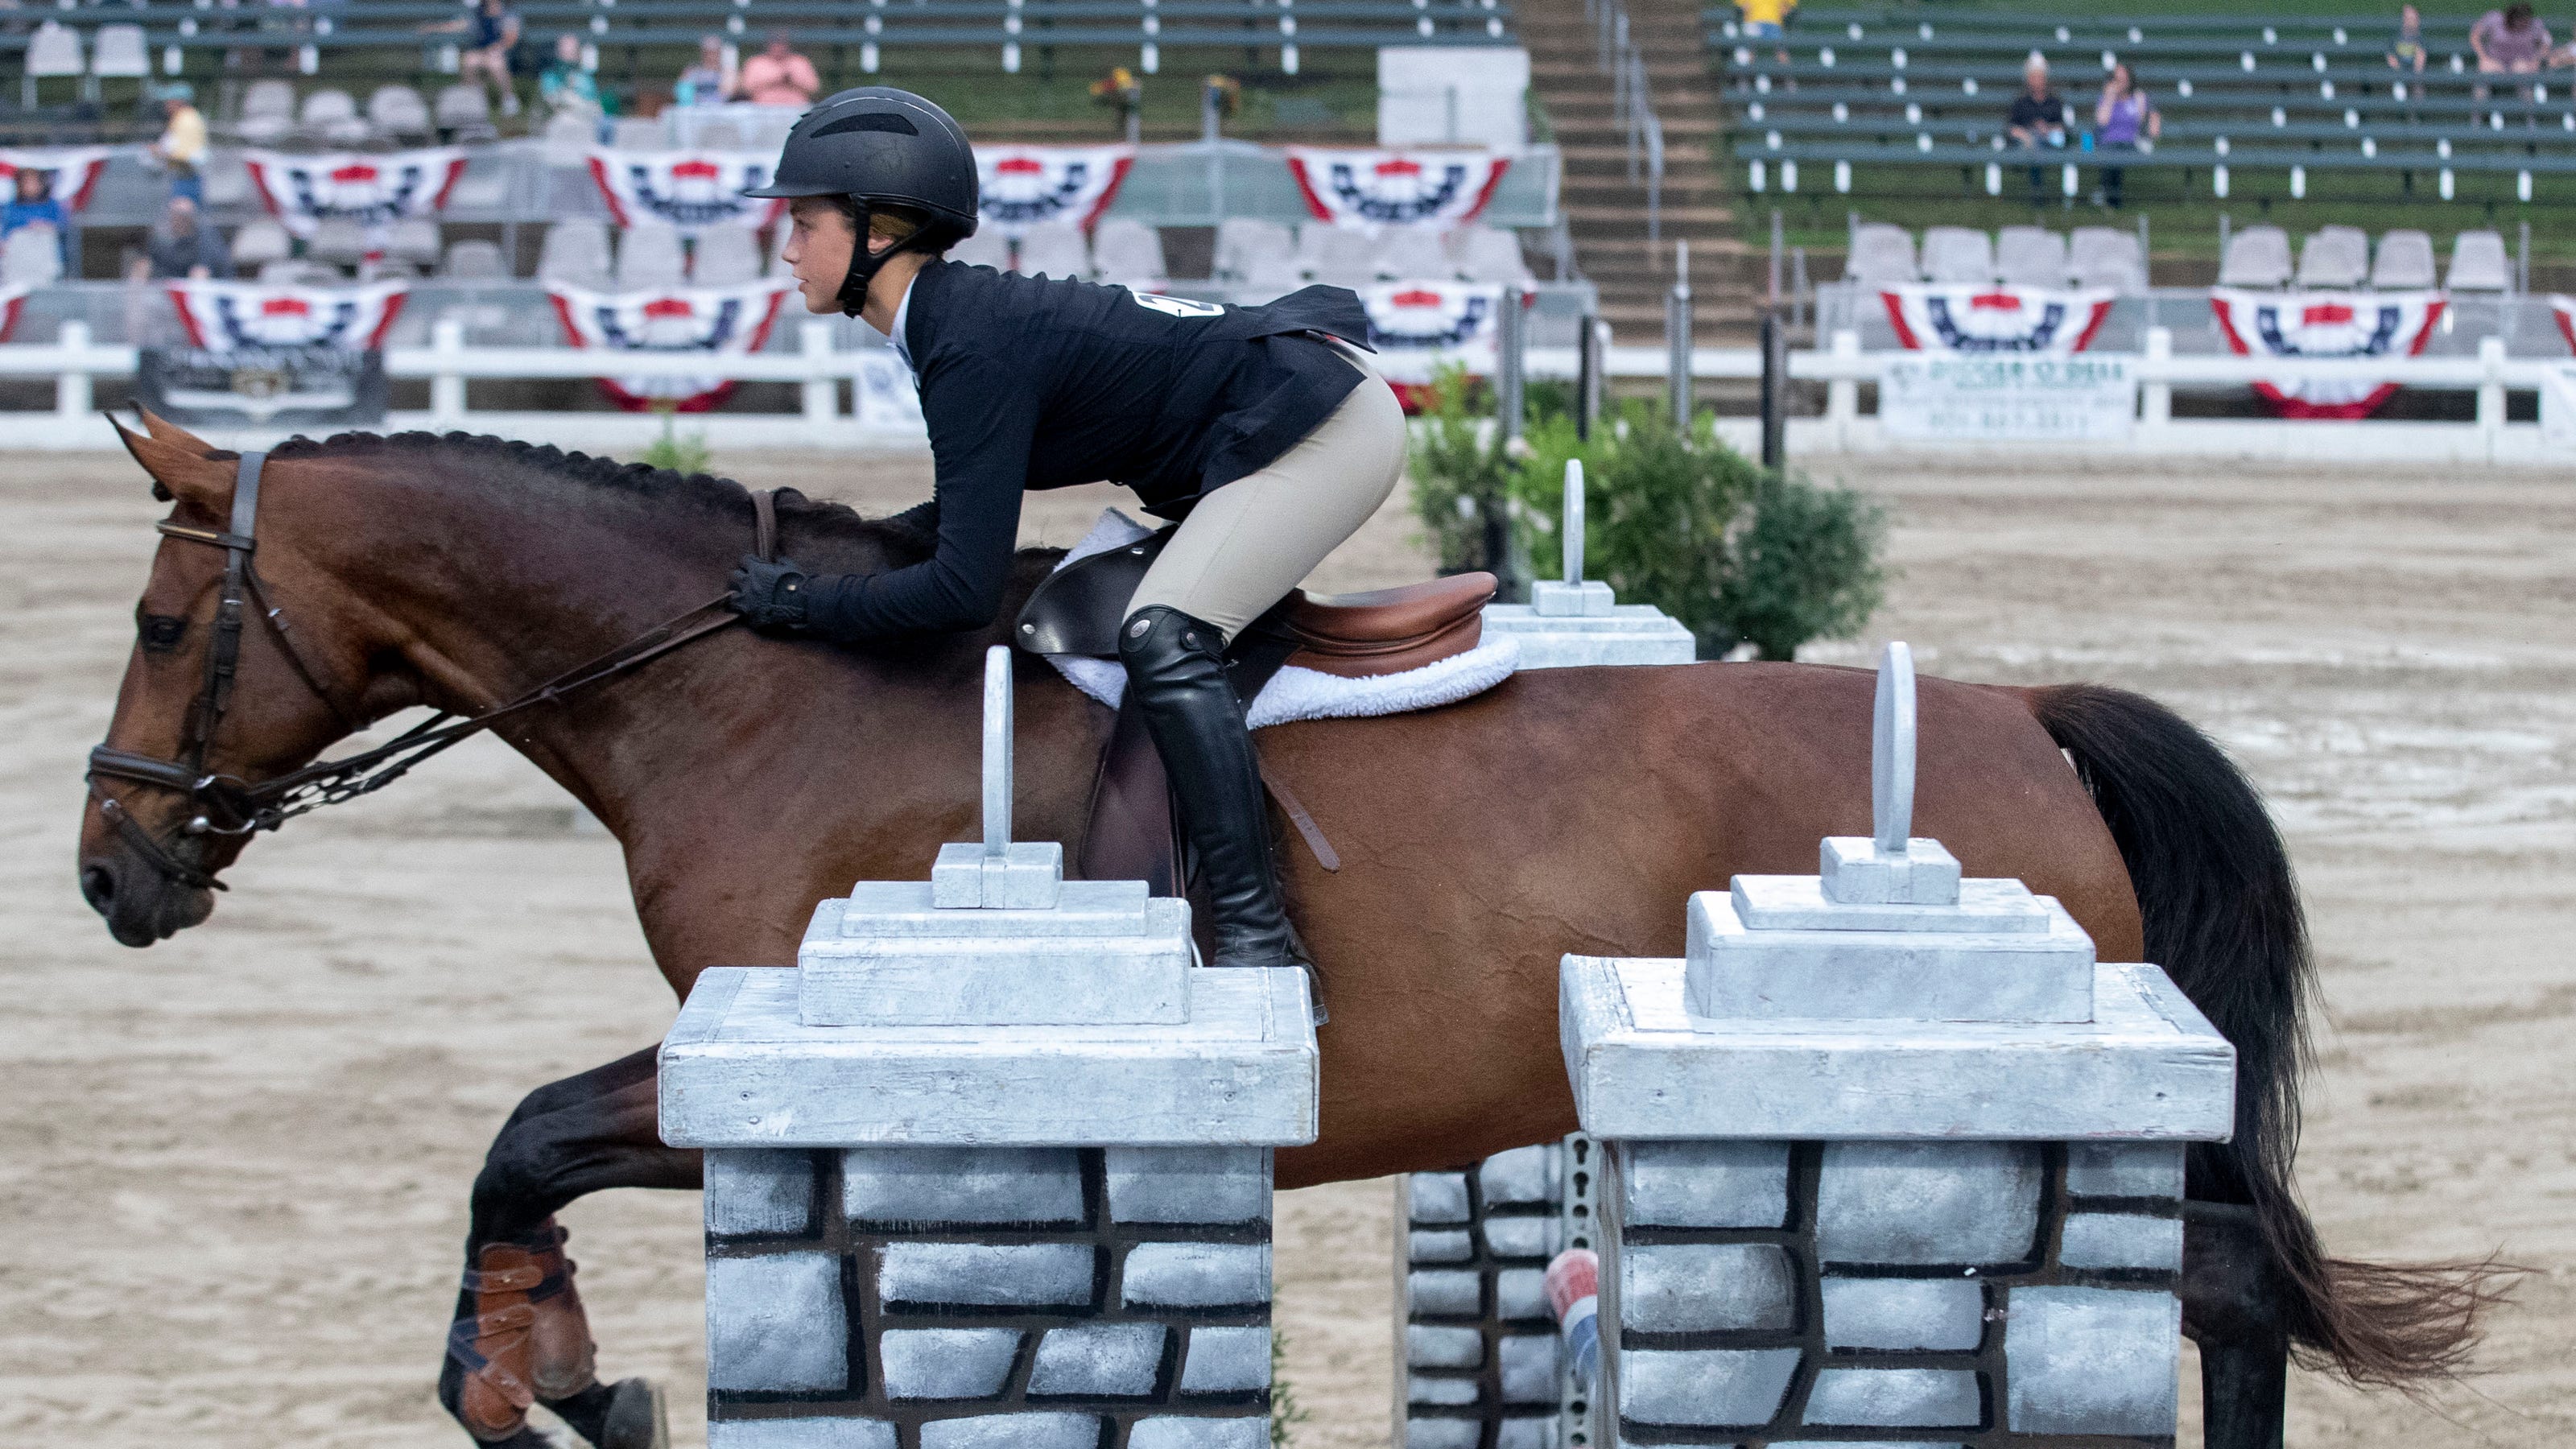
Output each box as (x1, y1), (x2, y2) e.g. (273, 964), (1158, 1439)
(110, 412), (232, 510)
(136, 407), (216, 456)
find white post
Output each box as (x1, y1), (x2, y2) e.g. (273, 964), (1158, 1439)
(1871, 641), (1915, 855)
(54, 320), (90, 422)
(2476, 336), (2508, 435)
(1561, 459), (1585, 588)
(799, 320), (836, 425)
(1824, 327), (1860, 434)
(2141, 326), (2173, 426)
(429, 316), (468, 424)
(981, 645), (1013, 856)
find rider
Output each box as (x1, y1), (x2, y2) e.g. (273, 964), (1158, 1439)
(727, 88), (1406, 972)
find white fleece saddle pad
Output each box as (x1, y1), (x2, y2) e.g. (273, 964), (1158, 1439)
(1043, 509), (1520, 727)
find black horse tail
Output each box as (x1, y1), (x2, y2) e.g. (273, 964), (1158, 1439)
(2026, 683), (2509, 1389)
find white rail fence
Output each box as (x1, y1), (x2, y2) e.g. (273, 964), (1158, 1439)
(2, 320), (2567, 462)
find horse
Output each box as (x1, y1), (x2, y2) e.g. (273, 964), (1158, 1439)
(77, 417), (2498, 1449)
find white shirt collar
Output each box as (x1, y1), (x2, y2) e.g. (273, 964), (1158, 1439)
(886, 271), (918, 375)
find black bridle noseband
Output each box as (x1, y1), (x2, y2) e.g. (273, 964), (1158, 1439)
(87, 452), (778, 893)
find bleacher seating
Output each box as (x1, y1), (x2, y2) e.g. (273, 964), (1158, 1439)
(1995, 225), (2066, 287)
(230, 220), (294, 272)
(1017, 221), (1092, 280)
(539, 218), (615, 289)
(1710, 6), (2576, 200)
(1920, 225), (1992, 284)
(1849, 220), (2507, 293)
(2371, 229), (2437, 289)
(692, 228), (764, 287)
(2446, 229), (2512, 290)
(1, 225), (61, 285)
(20, 23), (83, 109)
(616, 225), (687, 288)
(443, 238), (511, 281)
(2068, 226), (2147, 291)
(1091, 217), (1169, 290)
(2219, 226), (2292, 287)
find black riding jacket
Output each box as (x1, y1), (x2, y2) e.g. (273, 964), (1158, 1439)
(800, 260), (1371, 639)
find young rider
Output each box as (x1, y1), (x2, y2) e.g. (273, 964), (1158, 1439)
(728, 88), (1407, 972)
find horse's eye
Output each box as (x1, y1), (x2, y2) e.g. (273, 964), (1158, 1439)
(140, 615), (188, 653)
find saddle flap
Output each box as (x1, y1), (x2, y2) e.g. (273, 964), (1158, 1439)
(1015, 524), (1175, 657)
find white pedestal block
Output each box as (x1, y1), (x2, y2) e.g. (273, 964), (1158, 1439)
(663, 647), (1319, 1447)
(1554, 642), (2235, 1447)
(1480, 601), (1696, 669)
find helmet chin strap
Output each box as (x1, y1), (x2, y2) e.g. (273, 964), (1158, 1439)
(836, 200), (923, 317)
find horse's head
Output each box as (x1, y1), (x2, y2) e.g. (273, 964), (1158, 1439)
(79, 415), (391, 945)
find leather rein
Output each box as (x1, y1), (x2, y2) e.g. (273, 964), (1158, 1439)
(87, 452), (778, 892)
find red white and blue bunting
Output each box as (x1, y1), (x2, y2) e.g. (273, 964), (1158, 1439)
(1879, 284), (2115, 354)
(167, 279), (409, 353)
(0, 146), (115, 212)
(2209, 288), (2446, 419)
(976, 145), (1135, 237)
(587, 150), (785, 233)
(545, 280), (794, 411)
(1362, 280), (1501, 387)
(242, 149), (468, 239)
(2552, 294), (2575, 353)
(1284, 148), (1511, 229)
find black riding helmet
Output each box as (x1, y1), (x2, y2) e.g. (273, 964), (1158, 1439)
(745, 87), (979, 316)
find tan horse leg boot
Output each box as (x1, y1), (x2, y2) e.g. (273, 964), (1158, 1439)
(448, 1243), (543, 1442)
(526, 1221), (600, 1402)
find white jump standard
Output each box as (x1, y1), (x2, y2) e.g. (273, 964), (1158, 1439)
(661, 647), (1321, 1448)
(1478, 460), (1697, 668)
(1558, 642), (2236, 1446)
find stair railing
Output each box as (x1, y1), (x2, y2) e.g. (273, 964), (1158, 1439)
(1587, 0), (1668, 245)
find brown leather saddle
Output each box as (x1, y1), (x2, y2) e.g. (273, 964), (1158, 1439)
(1015, 525), (1496, 895)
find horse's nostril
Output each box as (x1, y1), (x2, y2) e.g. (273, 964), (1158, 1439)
(80, 865), (116, 912)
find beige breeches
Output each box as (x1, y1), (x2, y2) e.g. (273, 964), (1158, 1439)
(1125, 345), (1409, 642)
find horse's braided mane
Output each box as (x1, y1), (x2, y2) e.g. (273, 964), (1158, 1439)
(266, 430), (942, 557)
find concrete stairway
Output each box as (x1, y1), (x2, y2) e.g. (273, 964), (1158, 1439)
(1521, 0), (1758, 344)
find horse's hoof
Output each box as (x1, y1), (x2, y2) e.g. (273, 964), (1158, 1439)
(597, 1378), (667, 1449)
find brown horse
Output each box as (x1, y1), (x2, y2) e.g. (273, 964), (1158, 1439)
(78, 420), (2495, 1449)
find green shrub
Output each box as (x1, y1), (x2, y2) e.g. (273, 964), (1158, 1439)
(1406, 365), (1886, 660)
(640, 407), (713, 477)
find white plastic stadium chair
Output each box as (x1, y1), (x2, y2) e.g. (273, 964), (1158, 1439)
(299, 88), (365, 142)
(437, 84), (499, 143)
(1994, 225), (2070, 287)
(234, 80), (297, 144)
(2294, 225), (2368, 289)
(610, 117), (666, 151)
(946, 228), (1011, 271)
(1013, 221), (1090, 280)
(1451, 227), (1534, 287)
(307, 218), (370, 270)
(442, 239), (510, 280)
(369, 85), (435, 142)
(229, 219), (294, 270)
(2445, 230), (2512, 291)
(1918, 225), (1995, 284)
(1213, 217), (1294, 283)
(386, 217), (444, 267)
(1, 225), (62, 285)
(1092, 218), (1168, 290)
(542, 110), (597, 167)
(23, 23), (82, 107)
(2369, 230), (2438, 291)
(2216, 225), (2292, 287)
(1372, 225), (1454, 281)
(537, 218), (614, 289)
(1845, 222), (1918, 285)
(2068, 227), (2148, 292)
(1297, 224), (1378, 289)
(90, 23), (151, 104)
(691, 227), (762, 286)
(616, 225), (687, 289)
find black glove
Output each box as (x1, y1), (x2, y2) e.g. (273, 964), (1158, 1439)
(728, 553), (815, 633)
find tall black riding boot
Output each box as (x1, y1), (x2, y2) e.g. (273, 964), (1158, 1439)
(1120, 605), (1307, 971)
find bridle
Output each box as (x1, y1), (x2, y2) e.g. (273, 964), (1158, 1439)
(87, 450), (778, 893)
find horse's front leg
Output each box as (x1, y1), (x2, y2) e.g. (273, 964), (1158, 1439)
(440, 1048), (700, 1449)
(2179, 1199), (2290, 1449)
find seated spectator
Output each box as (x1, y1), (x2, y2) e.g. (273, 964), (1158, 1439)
(2092, 62), (2158, 209)
(2389, 3), (2428, 71)
(2471, 2), (2551, 96)
(539, 32), (606, 121)
(134, 195), (231, 280)
(676, 35), (734, 106)
(2006, 56), (2071, 204)
(2, 166), (67, 239)
(147, 83), (207, 204)
(734, 32), (819, 108)
(424, 0), (522, 118)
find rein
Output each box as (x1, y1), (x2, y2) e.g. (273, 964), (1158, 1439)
(87, 454), (779, 891)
